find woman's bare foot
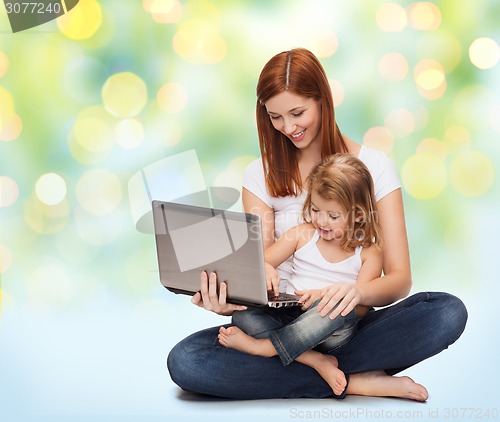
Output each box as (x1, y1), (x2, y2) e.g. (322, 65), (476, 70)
(346, 370), (429, 402)
(218, 326), (276, 357)
(311, 355), (347, 396)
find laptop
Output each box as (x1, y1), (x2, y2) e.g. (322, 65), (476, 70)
(151, 200), (300, 308)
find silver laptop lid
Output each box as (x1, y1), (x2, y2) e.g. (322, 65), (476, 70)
(152, 200), (270, 307)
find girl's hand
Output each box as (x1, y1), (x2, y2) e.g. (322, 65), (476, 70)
(316, 282), (363, 319)
(265, 262), (280, 297)
(295, 289), (322, 311)
(191, 271), (247, 316)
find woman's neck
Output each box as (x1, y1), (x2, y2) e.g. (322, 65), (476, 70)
(298, 143), (322, 184)
(297, 134), (361, 183)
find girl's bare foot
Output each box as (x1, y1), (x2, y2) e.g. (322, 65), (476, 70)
(346, 370), (429, 402)
(218, 326), (276, 357)
(312, 355), (347, 396)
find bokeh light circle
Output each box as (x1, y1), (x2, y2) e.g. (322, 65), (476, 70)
(401, 153), (447, 199)
(328, 79), (344, 107)
(35, 173), (67, 206)
(414, 59), (447, 100)
(146, 0), (183, 23)
(102, 72), (148, 118)
(384, 108), (416, 138)
(115, 118), (144, 149)
(363, 126), (394, 154)
(449, 151), (494, 196)
(0, 176), (19, 207)
(24, 195), (69, 234)
(376, 3), (407, 32)
(73, 116), (113, 153)
(57, 0), (103, 40)
(407, 2), (441, 31)
(157, 83), (188, 113)
(309, 29), (338, 58)
(378, 52), (409, 81)
(0, 86), (14, 112)
(0, 51), (9, 78)
(416, 68), (445, 91)
(68, 106), (115, 164)
(0, 111), (22, 142)
(416, 138), (448, 160)
(444, 126), (471, 154)
(76, 169), (122, 216)
(469, 37), (500, 70)
(172, 19), (226, 63)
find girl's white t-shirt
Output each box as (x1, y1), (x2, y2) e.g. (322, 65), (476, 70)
(241, 145), (401, 288)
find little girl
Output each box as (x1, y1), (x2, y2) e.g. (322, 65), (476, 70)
(218, 153), (383, 397)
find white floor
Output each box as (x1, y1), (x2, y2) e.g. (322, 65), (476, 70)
(0, 289), (497, 422)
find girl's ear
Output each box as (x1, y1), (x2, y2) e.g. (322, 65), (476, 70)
(354, 207), (365, 223)
(303, 208), (311, 223)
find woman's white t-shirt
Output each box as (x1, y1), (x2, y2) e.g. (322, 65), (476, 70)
(241, 145), (401, 289)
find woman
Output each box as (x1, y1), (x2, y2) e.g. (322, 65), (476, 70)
(167, 48), (467, 401)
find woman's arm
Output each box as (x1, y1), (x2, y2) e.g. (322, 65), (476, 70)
(356, 245), (383, 284)
(242, 187), (276, 248)
(359, 187), (412, 303)
(317, 188), (412, 318)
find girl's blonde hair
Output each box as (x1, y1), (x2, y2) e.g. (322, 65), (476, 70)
(302, 153), (383, 250)
(256, 48), (348, 198)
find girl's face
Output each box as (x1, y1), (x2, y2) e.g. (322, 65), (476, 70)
(309, 190), (349, 242)
(264, 91), (321, 151)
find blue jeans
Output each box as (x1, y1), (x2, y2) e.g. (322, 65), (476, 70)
(232, 301), (358, 365)
(167, 292), (467, 399)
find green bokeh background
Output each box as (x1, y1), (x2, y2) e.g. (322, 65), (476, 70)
(0, 0), (499, 420)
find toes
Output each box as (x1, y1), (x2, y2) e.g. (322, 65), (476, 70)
(226, 326), (238, 335)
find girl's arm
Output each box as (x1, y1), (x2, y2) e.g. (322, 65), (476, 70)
(265, 224), (313, 295)
(317, 188), (412, 318)
(265, 225), (303, 268)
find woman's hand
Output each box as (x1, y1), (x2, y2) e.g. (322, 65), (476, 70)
(265, 262), (280, 297)
(191, 271), (247, 316)
(316, 282), (363, 319)
(295, 289), (322, 311)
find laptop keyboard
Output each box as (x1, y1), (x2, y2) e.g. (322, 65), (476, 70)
(268, 293), (301, 308)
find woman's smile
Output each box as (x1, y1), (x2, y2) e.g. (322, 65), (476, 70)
(290, 129), (306, 142)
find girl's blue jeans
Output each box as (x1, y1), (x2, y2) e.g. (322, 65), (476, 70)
(232, 300), (358, 366)
(167, 292), (467, 399)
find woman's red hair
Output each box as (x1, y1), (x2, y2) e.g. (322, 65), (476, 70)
(256, 48), (347, 197)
